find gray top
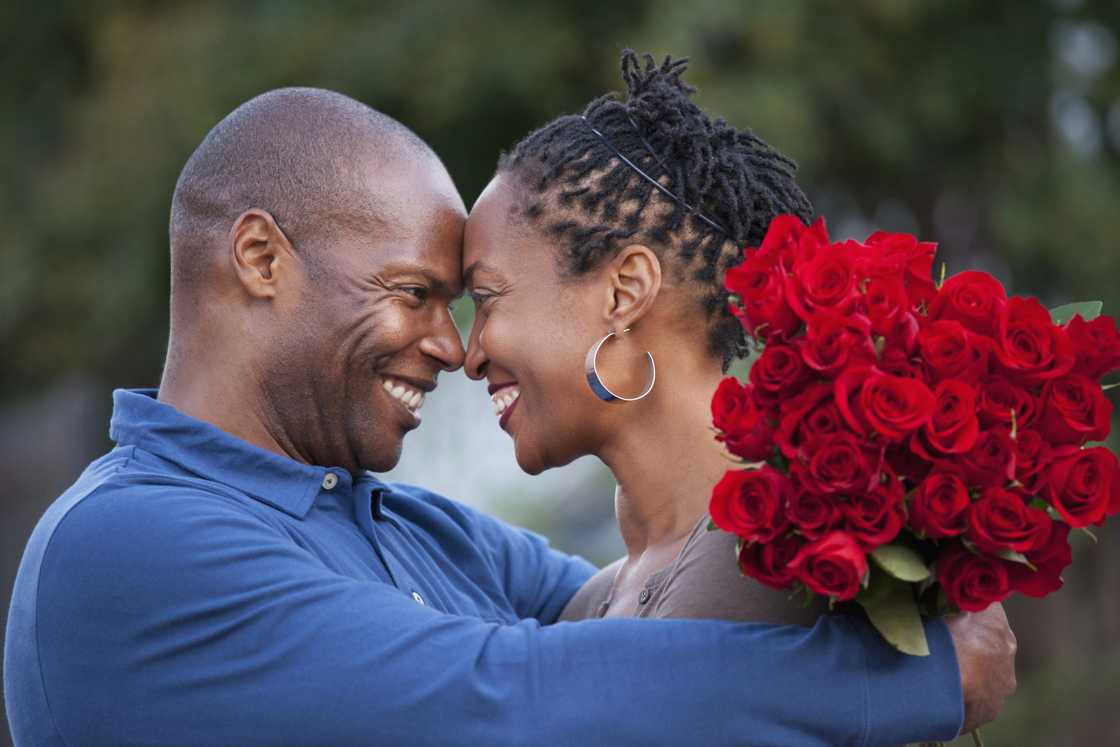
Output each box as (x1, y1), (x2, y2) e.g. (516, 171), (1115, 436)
(560, 515), (820, 626)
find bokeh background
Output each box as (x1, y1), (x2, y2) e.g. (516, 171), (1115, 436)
(4, 1), (1120, 744)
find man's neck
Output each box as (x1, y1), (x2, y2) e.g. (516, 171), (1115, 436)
(598, 362), (729, 562)
(158, 346), (313, 466)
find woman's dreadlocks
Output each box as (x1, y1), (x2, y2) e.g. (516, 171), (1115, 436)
(497, 50), (813, 368)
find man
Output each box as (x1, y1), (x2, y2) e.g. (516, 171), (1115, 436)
(5, 88), (1014, 746)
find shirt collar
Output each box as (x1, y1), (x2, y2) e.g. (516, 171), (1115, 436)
(109, 389), (388, 519)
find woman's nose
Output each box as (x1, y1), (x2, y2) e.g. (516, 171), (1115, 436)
(464, 321), (488, 380)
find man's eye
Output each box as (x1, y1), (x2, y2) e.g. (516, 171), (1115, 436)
(470, 291), (492, 306)
(403, 287), (429, 301)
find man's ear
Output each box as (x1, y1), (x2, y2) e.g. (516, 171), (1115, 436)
(229, 209), (295, 300)
(603, 244), (662, 329)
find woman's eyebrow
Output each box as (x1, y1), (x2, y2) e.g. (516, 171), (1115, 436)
(463, 260), (501, 286)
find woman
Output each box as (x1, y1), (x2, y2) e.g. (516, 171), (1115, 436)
(462, 51), (819, 626)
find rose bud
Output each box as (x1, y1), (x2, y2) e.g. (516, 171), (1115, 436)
(937, 542), (1011, 612)
(789, 531), (869, 601)
(710, 466), (792, 543)
(1045, 446), (1120, 527)
(966, 487), (1052, 555)
(737, 533), (806, 591)
(1038, 374), (1113, 446)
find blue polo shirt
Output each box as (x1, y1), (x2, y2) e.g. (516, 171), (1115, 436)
(5, 389), (964, 746)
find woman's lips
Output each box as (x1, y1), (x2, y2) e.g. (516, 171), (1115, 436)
(489, 384), (520, 430)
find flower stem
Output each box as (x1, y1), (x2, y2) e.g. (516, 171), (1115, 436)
(971, 728), (986, 747)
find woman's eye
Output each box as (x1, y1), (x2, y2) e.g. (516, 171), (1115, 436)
(402, 286), (429, 301)
(470, 291), (492, 306)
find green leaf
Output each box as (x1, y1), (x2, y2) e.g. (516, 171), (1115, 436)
(707, 518), (719, 532)
(857, 572), (930, 656)
(998, 550), (1037, 571)
(870, 544), (931, 582)
(1050, 301), (1103, 326)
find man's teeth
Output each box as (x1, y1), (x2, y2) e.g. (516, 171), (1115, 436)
(491, 388), (520, 417)
(382, 378), (425, 412)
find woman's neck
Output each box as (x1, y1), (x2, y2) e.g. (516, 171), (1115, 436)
(598, 360), (730, 561)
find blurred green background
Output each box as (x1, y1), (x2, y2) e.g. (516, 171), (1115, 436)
(4, 1), (1120, 745)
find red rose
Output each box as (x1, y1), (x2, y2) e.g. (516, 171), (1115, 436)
(877, 344), (923, 379)
(756, 214), (829, 270)
(1066, 314), (1120, 380)
(835, 366), (935, 442)
(937, 543), (1011, 612)
(918, 320), (990, 385)
(789, 531), (868, 601)
(913, 380), (980, 458)
(1045, 446), (1120, 527)
(909, 469), (971, 539)
(958, 427), (1017, 488)
(784, 246), (861, 321)
(966, 487), (1052, 555)
(1007, 521), (1072, 598)
(860, 230), (938, 308)
(791, 431), (883, 496)
(978, 377), (1041, 430)
(1012, 429), (1053, 496)
(775, 383), (839, 460)
(785, 485), (843, 540)
(994, 297), (1074, 383)
(711, 376), (752, 433)
(709, 466), (792, 542)
(711, 378), (774, 462)
(737, 533), (806, 591)
(725, 253), (801, 341)
(799, 310), (875, 375)
(749, 343), (810, 407)
(928, 270), (1008, 337)
(843, 471), (905, 550)
(862, 276), (913, 339)
(1039, 374), (1113, 446)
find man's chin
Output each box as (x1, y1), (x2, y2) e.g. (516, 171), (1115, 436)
(357, 435), (405, 474)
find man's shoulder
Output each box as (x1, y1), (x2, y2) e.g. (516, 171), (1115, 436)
(17, 448), (268, 585)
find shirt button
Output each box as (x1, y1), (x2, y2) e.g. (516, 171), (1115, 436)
(411, 591), (426, 605)
(321, 473), (339, 490)
(638, 589), (651, 605)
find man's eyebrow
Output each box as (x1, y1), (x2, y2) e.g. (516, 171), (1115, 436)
(378, 264), (461, 296)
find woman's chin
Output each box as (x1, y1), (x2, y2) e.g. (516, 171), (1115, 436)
(513, 438), (580, 476)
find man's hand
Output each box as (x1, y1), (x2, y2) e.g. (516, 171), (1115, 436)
(947, 603), (1017, 733)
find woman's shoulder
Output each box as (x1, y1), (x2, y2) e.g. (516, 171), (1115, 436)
(557, 556), (625, 622)
(649, 516), (823, 626)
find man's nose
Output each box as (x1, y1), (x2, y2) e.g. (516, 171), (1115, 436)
(420, 308), (466, 372)
(463, 318), (488, 381)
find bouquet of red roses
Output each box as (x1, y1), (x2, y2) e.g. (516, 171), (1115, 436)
(709, 214), (1120, 655)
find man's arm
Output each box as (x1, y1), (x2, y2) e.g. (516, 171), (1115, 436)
(30, 486), (964, 747)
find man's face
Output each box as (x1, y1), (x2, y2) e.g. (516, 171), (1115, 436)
(266, 153), (467, 474)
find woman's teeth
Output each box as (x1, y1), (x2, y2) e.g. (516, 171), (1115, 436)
(382, 378), (425, 413)
(491, 388), (520, 416)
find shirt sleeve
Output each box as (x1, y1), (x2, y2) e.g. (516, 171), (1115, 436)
(33, 485), (964, 747)
(415, 486), (598, 623)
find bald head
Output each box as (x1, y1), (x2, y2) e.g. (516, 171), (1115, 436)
(170, 87), (434, 289)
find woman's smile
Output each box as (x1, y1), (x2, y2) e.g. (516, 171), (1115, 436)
(488, 382), (521, 430)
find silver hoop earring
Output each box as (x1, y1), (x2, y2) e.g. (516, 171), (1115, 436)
(584, 328), (656, 403)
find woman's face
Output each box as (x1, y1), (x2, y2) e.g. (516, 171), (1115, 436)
(463, 174), (612, 474)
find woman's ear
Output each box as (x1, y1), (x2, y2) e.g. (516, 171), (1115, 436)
(603, 244), (662, 329)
